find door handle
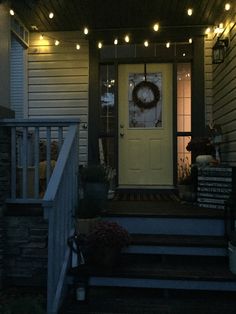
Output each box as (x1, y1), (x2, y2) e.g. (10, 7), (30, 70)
(120, 124), (125, 137)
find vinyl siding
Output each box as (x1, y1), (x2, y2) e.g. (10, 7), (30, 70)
(212, 25), (236, 166)
(204, 35), (213, 125)
(28, 31), (89, 163)
(10, 36), (25, 118)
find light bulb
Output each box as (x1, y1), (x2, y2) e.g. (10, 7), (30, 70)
(98, 42), (102, 49)
(49, 12), (54, 19)
(114, 38), (118, 45)
(9, 9), (15, 16)
(166, 42), (170, 48)
(76, 44), (80, 50)
(124, 35), (130, 43)
(153, 23), (159, 32)
(189, 38), (192, 44)
(144, 40), (149, 47)
(187, 8), (193, 16)
(55, 40), (60, 46)
(205, 27), (211, 34)
(84, 27), (89, 35)
(40, 34), (44, 40)
(225, 3), (231, 11)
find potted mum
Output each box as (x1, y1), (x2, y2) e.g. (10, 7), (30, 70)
(186, 137), (214, 164)
(86, 221), (130, 269)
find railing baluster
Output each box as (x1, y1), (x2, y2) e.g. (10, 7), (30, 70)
(11, 127), (17, 199)
(46, 127), (51, 185)
(34, 127), (40, 198)
(22, 127), (28, 198)
(58, 126), (63, 151)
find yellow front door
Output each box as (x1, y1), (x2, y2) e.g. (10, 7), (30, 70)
(118, 63), (173, 187)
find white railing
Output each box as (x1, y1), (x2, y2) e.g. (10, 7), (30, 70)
(43, 123), (79, 314)
(0, 118), (80, 202)
(0, 118), (80, 314)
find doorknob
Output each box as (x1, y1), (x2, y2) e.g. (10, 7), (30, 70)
(120, 124), (125, 137)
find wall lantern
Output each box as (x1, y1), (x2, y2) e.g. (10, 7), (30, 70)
(212, 38), (229, 64)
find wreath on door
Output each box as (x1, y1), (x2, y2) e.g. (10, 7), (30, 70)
(132, 80), (160, 110)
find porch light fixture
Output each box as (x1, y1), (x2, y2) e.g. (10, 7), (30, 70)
(144, 40), (149, 47)
(9, 9), (15, 16)
(54, 40), (60, 46)
(189, 38), (192, 44)
(212, 38), (229, 64)
(114, 38), (118, 45)
(49, 12), (54, 19)
(98, 42), (102, 49)
(166, 42), (170, 48)
(76, 44), (80, 50)
(39, 34), (44, 40)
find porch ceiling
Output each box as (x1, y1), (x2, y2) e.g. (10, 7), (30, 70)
(10, 0), (235, 41)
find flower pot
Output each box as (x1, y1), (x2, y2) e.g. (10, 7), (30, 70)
(196, 154), (214, 165)
(178, 184), (195, 202)
(88, 247), (121, 269)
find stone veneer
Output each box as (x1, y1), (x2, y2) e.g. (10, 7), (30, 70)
(4, 214), (48, 286)
(0, 125), (11, 289)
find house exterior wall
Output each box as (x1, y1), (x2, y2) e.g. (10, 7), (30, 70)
(28, 32), (89, 164)
(204, 34), (213, 126)
(212, 25), (236, 166)
(0, 3), (15, 290)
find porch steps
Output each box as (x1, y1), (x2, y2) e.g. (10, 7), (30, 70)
(62, 199), (236, 313)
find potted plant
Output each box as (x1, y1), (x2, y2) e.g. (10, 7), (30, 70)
(177, 157), (196, 201)
(186, 137), (214, 164)
(86, 221), (130, 269)
(80, 164), (109, 207)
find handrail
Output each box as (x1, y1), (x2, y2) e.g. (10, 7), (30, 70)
(43, 124), (79, 314)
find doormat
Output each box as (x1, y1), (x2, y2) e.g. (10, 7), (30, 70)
(113, 191), (180, 202)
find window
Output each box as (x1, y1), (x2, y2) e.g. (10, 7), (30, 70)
(99, 64), (116, 168)
(177, 63), (191, 180)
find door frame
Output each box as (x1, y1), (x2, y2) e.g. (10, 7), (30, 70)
(88, 38), (205, 188)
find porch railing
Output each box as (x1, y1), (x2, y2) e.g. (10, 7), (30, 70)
(0, 118), (80, 202)
(43, 123), (79, 314)
(0, 118), (80, 314)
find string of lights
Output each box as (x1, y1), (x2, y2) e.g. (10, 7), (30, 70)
(9, 2), (233, 50)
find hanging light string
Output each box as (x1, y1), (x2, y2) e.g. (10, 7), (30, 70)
(9, 5), (235, 50)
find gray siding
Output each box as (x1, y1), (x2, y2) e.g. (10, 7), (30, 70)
(204, 35), (213, 125)
(11, 36), (25, 118)
(212, 25), (236, 166)
(28, 32), (89, 163)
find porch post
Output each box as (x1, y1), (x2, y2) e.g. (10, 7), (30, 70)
(191, 36), (205, 137)
(0, 2), (14, 289)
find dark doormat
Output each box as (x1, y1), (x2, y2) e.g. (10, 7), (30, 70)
(113, 190), (180, 202)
